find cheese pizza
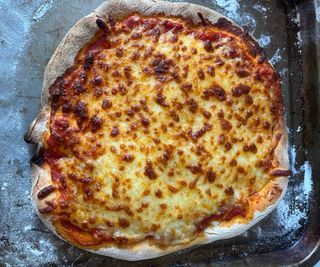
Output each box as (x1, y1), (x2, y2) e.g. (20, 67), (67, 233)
(25, 0), (291, 260)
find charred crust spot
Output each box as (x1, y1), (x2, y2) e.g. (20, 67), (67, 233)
(144, 160), (157, 180)
(203, 86), (226, 101)
(84, 52), (94, 70)
(232, 84), (251, 97)
(37, 185), (56, 200)
(31, 150), (44, 165)
(270, 169), (292, 176)
(102, 99), (112, 109)
(197, 12), (210, 26)
(96, 18), (109, 32)
(213, 18), (265, 60)
(38, 206), (54, 214)
(110, 126), (120, 137)
(122, 154), (134, 162)
(118, 218), (130, 228)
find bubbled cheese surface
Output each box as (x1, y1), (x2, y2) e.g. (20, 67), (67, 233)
(46, 15), (281, 246)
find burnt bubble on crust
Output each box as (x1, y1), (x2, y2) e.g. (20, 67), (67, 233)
(197, 12), (210, 26)
(30, 149), (44, 165)
(96, 17), (109, 33)
(37, 185), (56, 200)
(270, 169), (292, 177)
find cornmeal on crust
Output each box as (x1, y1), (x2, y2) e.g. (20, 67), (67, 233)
(25, 0), (291, 260)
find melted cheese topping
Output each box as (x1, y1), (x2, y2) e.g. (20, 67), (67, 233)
(43, 15), (283, 247)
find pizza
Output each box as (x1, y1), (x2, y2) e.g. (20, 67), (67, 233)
(25, 0), (291, 260)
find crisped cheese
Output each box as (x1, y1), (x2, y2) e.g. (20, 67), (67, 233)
(44, 15), (282, 246)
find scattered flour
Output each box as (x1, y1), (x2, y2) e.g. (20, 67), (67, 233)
(33, 0), (54, 21)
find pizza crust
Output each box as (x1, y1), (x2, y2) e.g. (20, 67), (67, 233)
(25, 0), (290, 260)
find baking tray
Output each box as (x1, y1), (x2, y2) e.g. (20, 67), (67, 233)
(0, 0), (319, 266)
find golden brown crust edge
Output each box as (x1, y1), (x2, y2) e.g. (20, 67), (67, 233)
(25, 0), (290, 261)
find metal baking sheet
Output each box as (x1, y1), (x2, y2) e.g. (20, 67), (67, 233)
(0, 0), (319, 266)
